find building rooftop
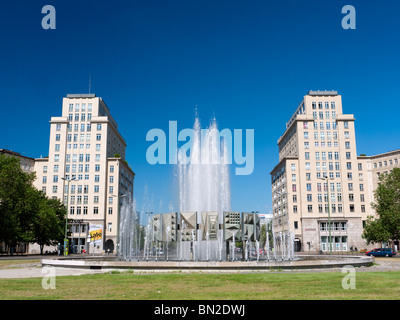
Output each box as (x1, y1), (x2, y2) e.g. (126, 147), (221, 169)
(66, 94), (96, 98)
(308, 90), (338, 96)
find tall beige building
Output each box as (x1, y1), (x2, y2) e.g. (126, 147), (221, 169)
(33, 94), (135, 254)
(270, 91), (399, 252)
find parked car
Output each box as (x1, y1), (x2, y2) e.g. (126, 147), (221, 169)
(366, 248), (397, 257)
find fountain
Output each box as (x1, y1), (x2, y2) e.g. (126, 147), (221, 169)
(41, 115), (374, 272)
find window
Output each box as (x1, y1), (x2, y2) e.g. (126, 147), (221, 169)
(344, 121), (349, 129)
(97, 124), (102, 131)
(109, 197), (113, 204)
(347, 172), (353, 180)
(93, 207), (98, 215)
(94, 196), (99, 203)
(304, 142), (309, 149)
(108, 207), (113, 215)
(345, 142), (350, 149)
(294, 221), (298, 229)
(292, 184), (297, 192)
(307, 205), (313, 213)
(293, 206), (298, 214)
(361, 205), (366, 213)
(307, 194), (312, 202)
(306, 183), (312, 191)
(304, 132), (309, 139)
(349, 204), (355, 212)
(110, 165), (114, 173)
(344, 131), (350, 139)
(292, 174), (296, 182)
(95, 164), (100, 172)
(349, 194), (354, 201)
(360, 194), (365, 202)
(96, 134), (101, 141)
(347, 162), (352, 170)
(94, 185), (99, 193)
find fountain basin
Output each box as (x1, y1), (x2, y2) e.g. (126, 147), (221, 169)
(42, 255), (373, 272)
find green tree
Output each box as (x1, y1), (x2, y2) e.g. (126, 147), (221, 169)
(363, 168), (400, 246)
(31, 192), (66, 254)
(0, 154), (36, 250)
(0, 153), (66, 254)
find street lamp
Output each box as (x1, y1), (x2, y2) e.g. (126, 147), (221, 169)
(318, 175), (333, 255)
(61, 176), (76, 257)
(112, 193), (127, 256)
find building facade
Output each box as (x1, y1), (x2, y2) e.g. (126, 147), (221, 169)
(32, 94), (135, 254)
(270, 91), (399, 252)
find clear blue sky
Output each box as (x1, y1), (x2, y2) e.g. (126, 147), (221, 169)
(1, 0), (400, 215)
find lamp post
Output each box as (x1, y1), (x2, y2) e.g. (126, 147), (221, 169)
(61, 176), (76, 257)
(112, 193), (127, 256)
(318, 175), (332, 255)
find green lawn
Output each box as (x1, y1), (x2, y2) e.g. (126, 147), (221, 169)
(0, 270), (400, 300)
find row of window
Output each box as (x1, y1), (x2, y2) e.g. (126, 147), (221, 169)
(304, 131), (350, 140)
(304, 121), (338, 130)
(64, 195), (116, 205)
(43, 164), (115, 174)
(304, 141), (351, 149)
(274, 203), (367, 216)
(68, 206), (114, 216)
(374, 158), (399, 168)
(312, 101), (336, 110)
(297, 203), (366, 213)
(312, 111), (336, 120)
(68, 103), (93, 113)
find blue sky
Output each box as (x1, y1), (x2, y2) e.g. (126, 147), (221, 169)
(1, 0), (400, 215)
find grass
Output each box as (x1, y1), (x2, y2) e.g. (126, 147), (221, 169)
(0, 259), (40, 268)
(0, 270), (400, 300)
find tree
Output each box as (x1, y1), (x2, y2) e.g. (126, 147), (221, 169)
(31, 192), (66, 254)
(0, 154), (36, 250)
(363, 168), (400, 246)
(0, 153), (66, 254)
